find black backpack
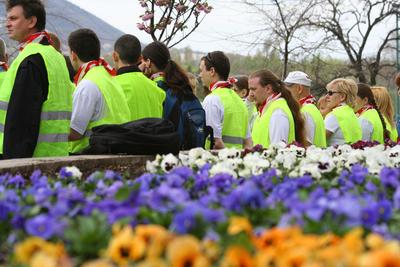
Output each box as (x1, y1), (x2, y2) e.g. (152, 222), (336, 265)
(164, 90), (213, 150)
(81, 118), (180, 155)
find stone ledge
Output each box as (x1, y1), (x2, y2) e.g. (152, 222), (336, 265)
(0, 155), (155, 178)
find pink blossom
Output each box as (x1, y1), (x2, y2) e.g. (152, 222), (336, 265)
(175, 4), (187, 12)
(138, 0), (147, 7)
(141, 11), (154, 21)
(137, 22), (146, 30)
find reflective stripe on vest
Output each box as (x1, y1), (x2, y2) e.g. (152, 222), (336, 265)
(0, 101), (7, 110)
(37, 133), (69, 143)
(222, 135), (244, 145)
(329, 105), (362, 144)
(41, 111), (71, 120)
(301, 104), (327, 148)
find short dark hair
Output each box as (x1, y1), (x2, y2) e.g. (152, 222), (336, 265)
(201, 51), (230, 81)
(68, 28), (100, 62)
(114, 34), (141, 65)
(7, 0), (46, 31)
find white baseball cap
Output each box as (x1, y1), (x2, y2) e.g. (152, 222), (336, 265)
(284, 71), (312, 87)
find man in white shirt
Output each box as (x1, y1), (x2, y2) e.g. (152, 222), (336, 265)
(67, 29), (130, 153)
(199, 51), (252, 149)
(284, 71), (326, 147)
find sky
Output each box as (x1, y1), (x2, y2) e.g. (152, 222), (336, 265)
(66, 0), (397, 59)
(67, 0), (259, 55)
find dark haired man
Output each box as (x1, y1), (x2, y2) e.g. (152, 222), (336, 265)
(199, 51), (252, 149)
(68, 28), (130, 154)
(113, 34), (165, 121)
(0, 0), (72, 158)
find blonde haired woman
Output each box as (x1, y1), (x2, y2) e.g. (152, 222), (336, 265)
(324, 78), (362, 146)
(371, 86), (398, 142)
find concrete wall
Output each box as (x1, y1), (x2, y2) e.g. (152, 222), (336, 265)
(0, 155), (155, 178)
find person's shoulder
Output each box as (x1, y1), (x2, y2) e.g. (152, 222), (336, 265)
(271, 108), (289, 118)
(75, 80), (101, 96)
(203, 93), (221, 104)
(19, 53), (44, 67)
(325, 113), (337, 124)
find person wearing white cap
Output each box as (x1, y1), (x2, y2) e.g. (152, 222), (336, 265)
(284, 71), (326, 148)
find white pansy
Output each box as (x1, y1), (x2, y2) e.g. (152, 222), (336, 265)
(238, 167), (251, 178)
(178, 152), (190, 166)
(194, 158), (208, 169)
(344, 150), (365, 169)
(209, 162), (237, 178)
(251, 161), (270, 176)
(64, 166), (82, 179)
(146, 154), (164, 172)
(160, 154), (179, 173)
(299, 163), (321, 179)
(146, 160), (158, 173)
(218, 148), (241, 160)
(143, 144), (400, 180)
(188, 147), (206, 161)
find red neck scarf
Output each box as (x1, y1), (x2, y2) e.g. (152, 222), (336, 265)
(209, 77), (238, 91)
(0, 62), (8, 71)
(299, 95), (316, 106)
(150, 72), (165, 80)
(258, 93), (281, 115)
(356, 104), (374, 117)
(74, 58), (116, 85)
(19, 31), (52, 51)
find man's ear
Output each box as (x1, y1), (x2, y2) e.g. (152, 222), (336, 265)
(70, 50), (78, 61)
(209, 66), (216, 77)
(112, 51), (119, 63)
(297, 85), (304, 95)
(28, 16), (37, 30)
(265, 84), (274, 94)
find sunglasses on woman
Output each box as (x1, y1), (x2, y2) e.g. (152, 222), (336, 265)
(327, 90), (341, 96)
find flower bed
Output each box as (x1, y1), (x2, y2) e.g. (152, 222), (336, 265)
(1, 143), (400, 266)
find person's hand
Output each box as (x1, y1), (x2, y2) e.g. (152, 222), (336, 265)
(318, 95), (333, 118)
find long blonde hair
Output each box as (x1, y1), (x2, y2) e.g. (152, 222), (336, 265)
(326, 78), (357, 108)
(371, 86), (395, 127)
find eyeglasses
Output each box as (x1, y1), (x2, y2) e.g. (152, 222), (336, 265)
(327, 90), (341, 96)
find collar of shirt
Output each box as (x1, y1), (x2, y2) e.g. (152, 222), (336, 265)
(0, 62), (8, 71)
(209, 80), (231, 91)
(150, 72), (165, 80)
(258, 92), (281, 115)
(74, 58), (116, 85)
(299, 94), (316, 106)
(19, 31), (52, 51)
(356, 104), (374, 117)
(116, 65), (141, 75)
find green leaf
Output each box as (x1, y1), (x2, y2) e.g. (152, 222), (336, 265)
(115, 183), (140, 201)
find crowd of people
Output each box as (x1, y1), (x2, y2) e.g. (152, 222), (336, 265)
(0, 0), (399, 159)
